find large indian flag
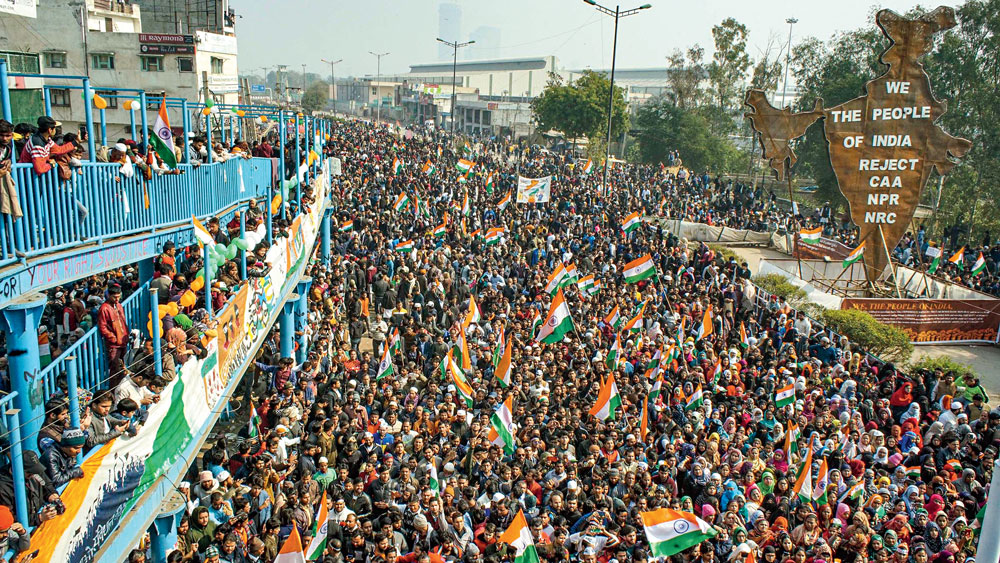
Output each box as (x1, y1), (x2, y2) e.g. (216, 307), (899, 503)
(624, 254), (657, 283)
(488, 396), (516, 454)
(589, 373), (622, 420)
(276, 525), (307, 563)
(622, 211), (642, 233)
(843, 241), (865, 268)
(376, 343), (394, 381)
(536, 289), (574, 344)
(446, 351), (475, 407)
(792, 444), (815, 504)
(456, 158), (475, 173)
(307, 491), (330, 559)
(775, 383), (795, 408)
(499, 510), (540, 563)
(464, 295), (482, 327)
(150, 98), (177, 169)
(544, 263), (567, 295)
(640, 508), (718, 558)
(192, 214), (215, 247)
(495, 335), (513, 387)
(799, 227), (822, 244)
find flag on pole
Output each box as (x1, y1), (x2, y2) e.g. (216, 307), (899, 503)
(605, 306), (622, 329)
(775, 383), (795, 408)
(589, 373), (622, 420)
(971, 252), (986, 276)
(696, 306), (713, 340)
(949, 246), (965, 268)
(740, 322), (750, 348)
(813, 457), (830, 503)
(495, 335), (513, 387)
(393, 193), (410, 212)
(456, 159), (475, 173)
(649, 373), (663, 401)
(784, 422), (800, 456)
(640, 399), (650, 441)
(339, 220), (354, 232)
(151, 98), (178, 169)
(606, 332), (622, 370)
(306, 491), (330, 560)
(577, 274), (596, 295)
(792, 445), (815, 504)
(394, 239), (415, 253)
(624, 254), (657, 283)
(462, 192), (471, 216)
(486, 171), (496, 193)
(498, 190), (512, 211)
(422, 161), (436, 175)
(530, 308), (543, 338)
(708, 359), (723, 387)
(799, 227), (822, 244)
(621, 211), (643, 233)
(562, 263), (579, 286)
(192, 215), (215, 247)
(684, 384), (704, 411)
(488, 396), (517, 455)
(640, 509), (718, 558)
(464, 295), (482, 328)
(389, 327), (402, 355)
(843, 241), (866, 268)
(926, 246), (942, 274)
(376, 343), (394, 381)
(275, 524), (307, 563)
(485, 227), (504, 246)
(582, 158), (594, 175)
(622, 302), (647, 335)
(427, 462), (441, 494)
(536, 289), (574, 344)
(544, 263), (567, 295)
(839, 482), (865, 504)
(392, 157), (403, 175)
(248, 401), (261, 438)
(499, 510), (540, 563)
(431, 223), (447, 237)
(445, 350), (474, 407)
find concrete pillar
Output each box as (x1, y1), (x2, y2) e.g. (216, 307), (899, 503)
(0, 293), (49, 453)
(294, 277), (313, 364)
(279, 294), (299, 360)
(148, 489), (187, 563)
(320, 212), (332, 265)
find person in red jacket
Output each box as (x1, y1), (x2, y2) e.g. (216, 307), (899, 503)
(18, 116), (74, 175)
(98, 284), (129, 382)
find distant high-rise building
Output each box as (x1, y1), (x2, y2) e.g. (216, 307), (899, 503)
(438, 2), (462, 60)
(469, 26), (501, 60)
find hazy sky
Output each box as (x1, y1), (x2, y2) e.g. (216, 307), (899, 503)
(233, 0), (962, 79)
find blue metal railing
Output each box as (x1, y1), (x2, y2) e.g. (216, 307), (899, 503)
(38, 281), (151, 402)
(0, 158), (272, 268)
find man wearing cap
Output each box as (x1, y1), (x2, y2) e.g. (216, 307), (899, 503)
(18, 115), (73, 175)
(98, 283), (130, 379)
(41, 427), (86, 487)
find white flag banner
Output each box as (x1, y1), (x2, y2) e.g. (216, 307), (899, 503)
(516, 175), (552, 203)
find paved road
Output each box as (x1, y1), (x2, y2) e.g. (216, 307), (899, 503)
(723, 245), (1000, 398)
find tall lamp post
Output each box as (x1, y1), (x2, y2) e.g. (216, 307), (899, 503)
(321, 58), (343, 111)
(436, 37), (475, 136)
(780, 17), (798, 109)
(582, 0), (651, 195)
(301, 63), (308, 104)
(369, 51), (389, 123)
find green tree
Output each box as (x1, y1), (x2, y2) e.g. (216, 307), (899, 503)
(665, 45), (707, 109)
(634, 96), (742, 173)
(531, 70), (629, 147)
(707, 18), (752, 124)
(302, 81), (329, 113)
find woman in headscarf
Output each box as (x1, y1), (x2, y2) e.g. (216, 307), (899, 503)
(770, 448), (789, 473)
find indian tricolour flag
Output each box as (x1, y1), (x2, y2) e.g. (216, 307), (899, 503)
(783, 422), (800, 456)
(605, 306), (622, 329)
(582, 159), (594, 175)
(485, 227), (503, 246)
(905, 466), (921, 480)
(606, 332), (622, 370)
(422, 161), (436, 175)
(488, 396), (516, 455)
(495, 335), (513, 387)
(544, 263), (567, 295)
(456, 159), (475, 173)
(530, 308), (543, 338)
(498, 191), (512, 211)
(799, 227), (822, 244)
(275, 524), (307, 563)
(432, 223), (447, 237)
(248, 401), (261, 438)
(622, 211), (643, 233)
(151, 98), (177, 169)
(428, 462), (441, 494)
(393, 193), (410, 212)
(971, 252), (986, 276)
(624, 254), (657, 283)
(792, 444), (814, 504)
(536, 289), (574, 344)
(389, 327), (402, 355)
(839, 482), (865, 504)
(926, 246), (942, 274)
(775, 383), (795, 408)
(339, 220), (354, 232)
(949, 246), (965, 268)
(589, 373), (622, 420)
(392, 157), (403, 175)
(740, 322), (750, 348)
(376, 343), (394, 381)
(622, 302), (646, 334)
(813, 457), (830, 503)
(192, 214), (215, 247)
(577, 274), (596, 295)
(684, 384), (703, 411)
(843, 241), (865, 268)
(696, 306), (713, 340)
(307, 491), (330, 559)
(445, 350), (474, 407)
(486, 171), (496, 193)
(499, 510), (540, 563)
(708, 360), (723, 387)
(395, 239), (415, 253)
(640, 508), (718, 558)
(464, 295), (482, 327)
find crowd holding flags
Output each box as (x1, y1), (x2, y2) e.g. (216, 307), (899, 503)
(589, 373), (621, 420)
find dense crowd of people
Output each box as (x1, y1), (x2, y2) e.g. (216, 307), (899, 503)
(0, 116), (996, 563)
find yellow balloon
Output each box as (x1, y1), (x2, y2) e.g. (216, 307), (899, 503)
(190, 276), (205, 292)
(202, 107), (212, 116)
(271, 194), (282, 215)
(180, 290), (197, 308)
(165, 302), (179, 317)
(236, 110), (246, 117)
(260, 116), (268, 123)
(147, 318), (164, 335)
(156, 305), (168, 319)
(93, 93), (108, 110)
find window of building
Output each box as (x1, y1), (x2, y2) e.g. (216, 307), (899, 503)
(177, 57), (194, 73)
(210, 57), (224, 74)
(91, 53), (114, 70)
(0, 51), (40, 74)
(43, 52), (67, 69)
(95, 90), (118, 109)
(104, 17), (114, 31)
(50, 88), (71, 108)
(140, 55), (164, 72)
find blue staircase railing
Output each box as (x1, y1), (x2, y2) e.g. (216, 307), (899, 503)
(0, 158), (272, 268)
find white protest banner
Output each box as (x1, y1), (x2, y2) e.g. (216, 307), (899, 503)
(516, 175), (552, 203)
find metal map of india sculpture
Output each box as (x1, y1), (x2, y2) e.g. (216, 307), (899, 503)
(745, 6), (971, 285)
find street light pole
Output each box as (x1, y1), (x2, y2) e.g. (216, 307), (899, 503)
(582, 0), (651, 196)
(437, 38), (475, 137)
(780, 17), (798, 110)
(321, 58), (343, 111)
(301, 63), (307, 103)
(369, 51), (389, 123)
